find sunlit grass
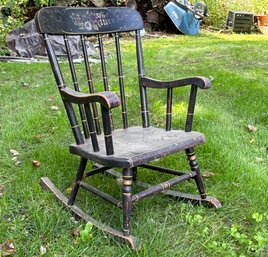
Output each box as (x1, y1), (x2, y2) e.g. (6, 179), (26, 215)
(0, 31), (268, 256)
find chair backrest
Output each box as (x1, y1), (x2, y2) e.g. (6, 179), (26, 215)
(35, 7), (200, 156)
(35, 7), (150, 150)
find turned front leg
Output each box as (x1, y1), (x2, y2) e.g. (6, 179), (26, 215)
(186, 148), (207, 199)
(122, 168), (133, 236)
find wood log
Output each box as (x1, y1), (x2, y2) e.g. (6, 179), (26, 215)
(151, 0), (166, 8)
(126, 0), (137, 9)
(146, 10), (159, 24)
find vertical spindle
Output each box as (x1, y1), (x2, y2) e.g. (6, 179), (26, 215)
(98, 34), (109, 91)
(136, 30), (149, 128)
(84, 103), (99, 152)
(101, 106), (114, 155)
(115, 33), (128, 129)
(166, 88), (173, 131)
(81, 35), (101, 135)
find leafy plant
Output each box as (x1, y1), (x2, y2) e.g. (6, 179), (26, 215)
(0, 0), (56, 47)
(77, 222), (93, 242)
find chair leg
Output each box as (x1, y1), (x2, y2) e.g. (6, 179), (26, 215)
(122, 168), (133, 236)
(68, 157), (88, 205)
(133, 166), (138, 182)
(186, 148), (207, 199)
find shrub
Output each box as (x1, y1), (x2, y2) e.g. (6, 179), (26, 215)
(205, 0), (268, 28)
(0, 0), (55, 47)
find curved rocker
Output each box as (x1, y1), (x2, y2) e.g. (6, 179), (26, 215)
(40, 177), (141, 250)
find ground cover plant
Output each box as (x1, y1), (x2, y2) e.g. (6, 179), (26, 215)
(0, 32), (268, 256)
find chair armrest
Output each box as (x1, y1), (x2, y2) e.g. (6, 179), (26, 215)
(60, 87), (120, 109)
(141, 76), (211, 89)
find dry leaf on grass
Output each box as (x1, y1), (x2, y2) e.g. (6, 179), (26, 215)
(51, 106), (59, 111)
(10, 149), (19, 157)
(249, 138), (255, 143)
(0, 240), (16, 256)
(14, 161), (22, 167)
(72, 227), (80, 237)
(255, 157), (264, 163)
(65, 186), (73, 194)
(40, 245), (47, 255)
(34, 134), (46, 139)
(247, 125), (257, 132)
(202, 172), (215, 178)
(32, 160), (41, 167)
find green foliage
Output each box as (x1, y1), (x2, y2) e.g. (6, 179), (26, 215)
(204, 0), (268, 27)
(0, 0), (55, 47)
(77, 222), (93, 242)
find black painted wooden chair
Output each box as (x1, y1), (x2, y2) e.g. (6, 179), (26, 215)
(35, 7), (221, 249)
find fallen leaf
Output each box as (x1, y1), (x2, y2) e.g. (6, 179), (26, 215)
(72, 227), (80, 237)
(21, 81), (30, 87)
(66, 186), (73, 194)
(0, 240), (16, 256)
(202, 172), (215, 178)
(48, 96), (53, 101)
(51, 106), (59, 111)
(32, 160), (41, 167)
(247, 125), (257, 132)
(34, 134), (46, 139)
(10, 149), (19, 157)
(40, 245), (47, 255)
(249, 138), (255, 143)
(14, 161), (22, 167)
(255, 157), (264, 163)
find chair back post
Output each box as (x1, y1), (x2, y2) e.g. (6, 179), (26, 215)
(136, 30), (150, 128)
(44, 33), (85, 144)
(64, 35), (90, 139)
(185, 85), (198, 132)
(63, 100), (85, 144)
(43, 33), (65, 87)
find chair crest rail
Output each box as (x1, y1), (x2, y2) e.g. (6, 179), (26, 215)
(35, 7), (144, 35)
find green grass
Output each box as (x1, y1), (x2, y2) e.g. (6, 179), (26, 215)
(0, 31), (268, 256)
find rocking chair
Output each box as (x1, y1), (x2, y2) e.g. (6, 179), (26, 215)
(35, 7), (221, 249)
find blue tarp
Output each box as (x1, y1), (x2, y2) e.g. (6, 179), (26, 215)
(164, 2), (200, 35)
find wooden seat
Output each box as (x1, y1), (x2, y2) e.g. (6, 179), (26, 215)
(70, 127), (205, 168)
(35, 6), (221, 249)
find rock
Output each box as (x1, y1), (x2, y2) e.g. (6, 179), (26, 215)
(6, 19), (97, 58)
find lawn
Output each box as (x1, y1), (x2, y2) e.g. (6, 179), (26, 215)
(0, 31), (268, 256)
